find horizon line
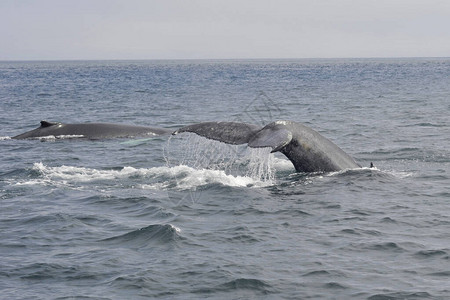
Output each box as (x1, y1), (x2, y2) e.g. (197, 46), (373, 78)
(1, 56), (449, 63)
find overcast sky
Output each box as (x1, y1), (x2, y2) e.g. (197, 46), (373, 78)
(1, 0), (449, 60)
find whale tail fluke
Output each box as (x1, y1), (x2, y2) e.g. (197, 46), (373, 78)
(172, 121), (294, 153)
(172, 122), (260, 145)
(173, 121), (293, 153)
(172, 120), (361, 172)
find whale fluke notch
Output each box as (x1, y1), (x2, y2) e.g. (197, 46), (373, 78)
(248, 127), (292, 152)
(173, 120), (361, 172)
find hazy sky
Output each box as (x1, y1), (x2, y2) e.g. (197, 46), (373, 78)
(1, 0), (449, 60)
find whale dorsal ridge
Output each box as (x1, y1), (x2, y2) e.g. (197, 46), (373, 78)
(248, 127), (292, 152)
(40, 120), (60, 128)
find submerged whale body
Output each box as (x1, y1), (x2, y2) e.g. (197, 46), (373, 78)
(173, 120), (360, 172)
(12, 121), (172, 140)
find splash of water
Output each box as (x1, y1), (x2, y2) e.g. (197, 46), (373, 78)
(164, 133), (276, 184)
(245, 147), (275, 183)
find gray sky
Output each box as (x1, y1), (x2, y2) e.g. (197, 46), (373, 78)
(1, 0), (449, 60)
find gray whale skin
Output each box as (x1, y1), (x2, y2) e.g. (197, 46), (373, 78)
(12, 120), (171, 140)
(173, 120), (360, 172)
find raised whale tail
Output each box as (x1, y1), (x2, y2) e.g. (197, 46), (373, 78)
(173, 120), (361, 172)
(172, 121), (291, 151)
(173, 122), (260, 145)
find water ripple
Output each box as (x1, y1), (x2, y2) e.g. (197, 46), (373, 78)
(100, 224), (182, 249)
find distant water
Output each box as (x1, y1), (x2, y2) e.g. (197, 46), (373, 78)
(0, 58), (449, 299)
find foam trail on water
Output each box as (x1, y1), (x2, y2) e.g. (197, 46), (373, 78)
(13, 162), (269, 190)
(27, 162), (166, 183)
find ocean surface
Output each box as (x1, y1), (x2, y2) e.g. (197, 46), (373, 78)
(0, 58), (449, 299)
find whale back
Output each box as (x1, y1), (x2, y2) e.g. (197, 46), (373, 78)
(12, 121), (171, 139)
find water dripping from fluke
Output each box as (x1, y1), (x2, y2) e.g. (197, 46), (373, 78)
(164, 134), (277, 188)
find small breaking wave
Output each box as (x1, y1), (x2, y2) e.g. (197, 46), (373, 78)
(16, 162), (414, 191)
(29, 135), (86, 141)
(14, 162), (272, 190)
(100, 224), (181, 249)
(27, 162), (159, 183)
(325, 167), (414, 179)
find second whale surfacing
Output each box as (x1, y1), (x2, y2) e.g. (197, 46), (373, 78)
(12, 120), (172, 140)
(173, 120), (361, 172)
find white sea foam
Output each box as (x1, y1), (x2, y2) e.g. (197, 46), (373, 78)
(16, 162), (270, 190)
(169, 224), (181, 233)
(166, 165), (261, 189)
(31, 135), (86, 141)
(384, 169), (415, 178)
(165, 134), (281, 185)
(324, 166), (415, 179)
(30, 162), (168, 182)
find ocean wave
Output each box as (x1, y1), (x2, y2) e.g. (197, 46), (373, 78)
(302, 269), (347, 277)
(6, 262), (105, 282)
(7, 160), (417, 193)
(100, 224), (181, 249)
(326, 167), (414, 179)
(362, 242), (406, 253)
(401, 122), (446, 128)
(31, 162), (163, 181)
(278, 167), (414, 190)
(362, 147), (449, 163)
(367, 291), (434, 300)
(339, 228), (382, 236)
(414, 249), (448, 259)
(216, 278), (274, 294)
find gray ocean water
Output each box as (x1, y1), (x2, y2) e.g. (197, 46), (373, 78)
(0, 58), (449, 299)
